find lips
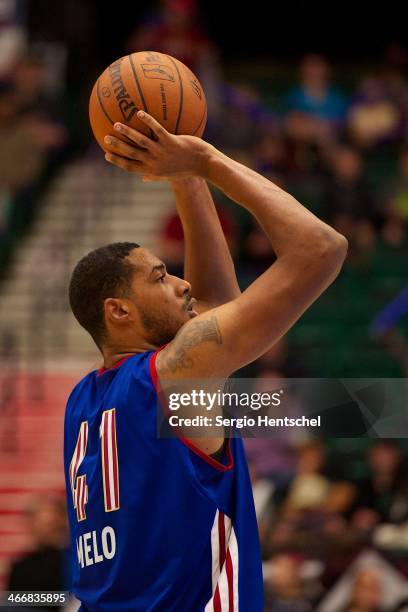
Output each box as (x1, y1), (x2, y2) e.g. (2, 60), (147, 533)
(186, 297), (197, 311)
(186, 297), (198, 317)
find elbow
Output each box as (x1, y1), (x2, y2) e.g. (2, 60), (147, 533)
(327, 230), (348, 265)
(318, 229), (348, 275)
(323, 228), (348, 259)
(307, 227), (348, 277)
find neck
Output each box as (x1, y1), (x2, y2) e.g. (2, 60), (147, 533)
(101, 341), (158, 369)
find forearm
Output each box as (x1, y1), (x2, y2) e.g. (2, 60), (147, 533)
(202, 145), (342, 257)
(171, 177), (240, 304)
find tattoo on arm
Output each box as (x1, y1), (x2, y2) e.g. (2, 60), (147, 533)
(160, 316), (222, 373)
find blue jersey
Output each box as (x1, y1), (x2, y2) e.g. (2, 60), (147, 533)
(63, 350), (263, 611)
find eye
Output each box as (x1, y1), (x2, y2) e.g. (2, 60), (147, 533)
(157, 274), (166, 283)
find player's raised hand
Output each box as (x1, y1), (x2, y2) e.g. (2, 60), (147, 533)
(103, 111), (211, 181)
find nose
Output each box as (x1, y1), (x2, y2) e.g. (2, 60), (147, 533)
(175, 276), (191, 297)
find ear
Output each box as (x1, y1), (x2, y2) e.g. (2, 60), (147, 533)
(104, 298), (132, 325)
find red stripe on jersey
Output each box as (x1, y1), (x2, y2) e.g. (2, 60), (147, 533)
(83, 477), (87, 520)
(71, 423), (88, 504)
(76, 476), (85, 521)
(82, 477), (87, 520)
(74, 480), (79, 514)
(103, 413), (112, 510)
(213, 585), (221, 612)
(78, 425), (85, 475)
(70, 427), (82, 497)
(218, 512), (226, 571)
(79, 477), (84, 520)
(226, 548), (234, 611)
(107, 410), (116, 509)
(111, 410), (119, 508)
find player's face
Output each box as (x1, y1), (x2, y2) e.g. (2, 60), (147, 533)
(128, 248), (198, 346)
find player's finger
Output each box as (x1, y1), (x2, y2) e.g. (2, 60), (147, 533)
(104, 135), (147, 162)
(135, 111), (168, 139)
(105, 151), (144, 173)
(113, 123), (155, 149)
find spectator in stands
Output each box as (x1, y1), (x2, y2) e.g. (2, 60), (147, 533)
(380, 43), (408, 141)
(280, 441), (332, 518)
(382, 146), (408, 246)
(239, 218), (275, 279)
(284, 54), (347, 145)
(260, 441), (355, 561)
(322, 144), (377, 252)
(12, 54), (67, 152)
(319, 550), (408, 612)
(245, 435), (296, 488)
(253, 338), (309, 379)
(0, 81), (49, 244)
(156, 208), (185, 277)
(6, 495), (70, 611)
(125, 0), (223, 129)
(280, 56), (346, 211)
(0, 0), (25, 81)
(264, 553), (313, 611)
(350, 441), (408, 528)
(340, 567), (384, 612)
(347, 76), (400, 148)
(157, 196), (236, 277)
(126, 0), (210, 73)
(214, 83), (278, 150)
(252, 133), (286, 182)
(0, 82), (46, 194)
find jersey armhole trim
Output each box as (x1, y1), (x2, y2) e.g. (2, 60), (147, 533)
(149, 349), (234, 473)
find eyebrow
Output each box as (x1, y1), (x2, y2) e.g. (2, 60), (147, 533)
(149, 263), (166, 278)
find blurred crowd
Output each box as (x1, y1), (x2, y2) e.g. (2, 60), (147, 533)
(147, 2), (408, 265)
(244, 438), (408, 610)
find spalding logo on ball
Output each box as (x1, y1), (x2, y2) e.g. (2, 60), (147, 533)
(89, 51), (207, 151)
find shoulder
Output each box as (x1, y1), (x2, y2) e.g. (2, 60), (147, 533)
(66, 371), (95, 408)
(121, 351), (158, 384)
(155, 316), (222, 379)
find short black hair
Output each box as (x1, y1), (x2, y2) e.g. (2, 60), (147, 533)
(69, 242), (140, 346)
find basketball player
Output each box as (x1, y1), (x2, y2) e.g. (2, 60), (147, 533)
(65, 110), (347, 611)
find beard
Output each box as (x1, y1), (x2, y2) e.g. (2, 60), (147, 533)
(137, 302), (186, 346)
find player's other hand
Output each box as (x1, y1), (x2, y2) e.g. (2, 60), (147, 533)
(103, 111), (212, 181)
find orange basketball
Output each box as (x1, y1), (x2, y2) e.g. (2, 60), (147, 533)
(89, 51), (207, 151)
